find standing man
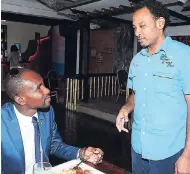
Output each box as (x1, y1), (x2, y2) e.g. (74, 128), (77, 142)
(116, 0), (190, 173)
(2, 68), (103, 174)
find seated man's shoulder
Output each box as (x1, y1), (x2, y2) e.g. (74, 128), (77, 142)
(1, 102), (12, 112)
(1, 102), (13, 121)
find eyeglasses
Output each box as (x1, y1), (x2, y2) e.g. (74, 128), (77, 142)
(9, 68), (19, 77)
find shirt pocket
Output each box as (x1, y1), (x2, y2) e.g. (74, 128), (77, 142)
(153, 71), (174, 93)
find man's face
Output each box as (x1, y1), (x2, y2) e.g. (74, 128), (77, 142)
(133, 7), (162, 48)
(20, 71), (51, 109)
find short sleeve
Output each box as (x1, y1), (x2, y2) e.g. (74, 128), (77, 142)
(127, 63), (133, 89)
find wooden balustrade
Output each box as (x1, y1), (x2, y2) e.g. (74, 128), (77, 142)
(65, 74), (129, 111)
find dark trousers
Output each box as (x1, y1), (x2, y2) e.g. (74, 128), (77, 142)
(132, 148), (183, 174)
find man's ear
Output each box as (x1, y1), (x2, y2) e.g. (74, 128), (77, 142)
(14, 95), (26, 106)
(156, 17), (165, 30)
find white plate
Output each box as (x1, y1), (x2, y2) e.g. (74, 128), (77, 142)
(52, 159), (105, 174)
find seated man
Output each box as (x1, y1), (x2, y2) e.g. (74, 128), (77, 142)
(1, 68), (103, 174)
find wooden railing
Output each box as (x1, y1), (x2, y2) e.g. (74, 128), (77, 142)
(64, 73), (129, 111)
(88, 73), (118, 99)
(65, 78), (78, 111)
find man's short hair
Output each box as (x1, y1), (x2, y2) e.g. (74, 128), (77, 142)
(4, 68), (34, 100)
(134, 0), (170, 30)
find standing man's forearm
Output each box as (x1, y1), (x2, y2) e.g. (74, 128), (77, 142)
(183, 95), (190, 157)
(116, 92), (135, 132)
(175, 95), (190, 173)
(122, 93), (135, 114)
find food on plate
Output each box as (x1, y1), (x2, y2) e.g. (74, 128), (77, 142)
(53, 167), (91, 174)
(76, 167), (83, 174)
(83, 170), (91, 174)
(57, 170), (75, 174)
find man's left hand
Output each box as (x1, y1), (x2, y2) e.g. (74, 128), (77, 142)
(175, 154), (190, 174)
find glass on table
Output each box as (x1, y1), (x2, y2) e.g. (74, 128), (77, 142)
(33, 162), (52, 174)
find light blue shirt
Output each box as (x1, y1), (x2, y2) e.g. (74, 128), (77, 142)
(127, 37), (190, 160)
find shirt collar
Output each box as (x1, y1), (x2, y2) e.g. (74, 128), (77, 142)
(140, 36), (172, 56)
(14, 105), (38, 125)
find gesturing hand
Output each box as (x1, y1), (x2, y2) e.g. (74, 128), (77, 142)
(116, 106), (129, 133)
(175, 154), (190, 174)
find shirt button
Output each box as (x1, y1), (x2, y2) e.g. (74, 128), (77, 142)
(142, 132), (145, 135)
(144, 88), (146, 91)
(145, 73), (147, 76)
(143, 103), (146, 106)
(143, 118), (145, 121)
(148, 59), (150, 61)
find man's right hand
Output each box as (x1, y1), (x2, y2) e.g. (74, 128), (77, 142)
(116, 106), (129, 133)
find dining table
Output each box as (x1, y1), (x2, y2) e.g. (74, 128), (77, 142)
(86, 160), (131, 174)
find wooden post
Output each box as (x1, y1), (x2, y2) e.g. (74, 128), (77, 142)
(105, 76), (107, 96)
(89, 77), (92, 99)
(101, 76), (103, 97)
(72, 79), (75, 111)
(80, 19), (90, 102)
(97, 76), (100, 98)
(77, 79), (80, 100)
(82, 79), (84, 100)
(68, 79), (71, 110)
(108, 76), (110, 96)
(70, 79), (73, 110)
(117, 78), (120, 96)
(125, 87), (129, 101)
(112, 76), (114, 96)
(66, 78), (69, 109)
(74, 79), (77, 111)
(94, 77), (96, 98)
(114, 76), (117, 95)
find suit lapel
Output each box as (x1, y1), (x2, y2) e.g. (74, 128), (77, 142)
(38, 111), (48, 161)
(5, 103), (25, 168)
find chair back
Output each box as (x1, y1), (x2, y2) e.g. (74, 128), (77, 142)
(117, 69), (128, 90)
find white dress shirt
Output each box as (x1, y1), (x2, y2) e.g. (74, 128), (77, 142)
(14, 105), (38, 174)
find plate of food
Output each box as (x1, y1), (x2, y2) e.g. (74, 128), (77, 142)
(52, 159), (105, 174)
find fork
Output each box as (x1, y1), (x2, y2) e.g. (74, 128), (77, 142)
(72, 149), (102, 169)
(72, 158), (86, 169)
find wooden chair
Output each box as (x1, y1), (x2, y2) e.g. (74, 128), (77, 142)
(116, 69), (128, 103)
